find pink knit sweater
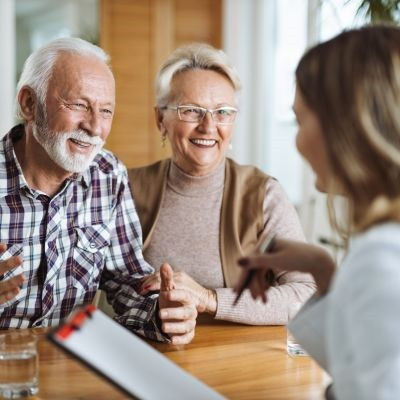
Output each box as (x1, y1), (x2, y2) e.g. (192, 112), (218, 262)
(144, 161), (315, 325)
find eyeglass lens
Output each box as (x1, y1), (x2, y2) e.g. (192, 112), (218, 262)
(178, 106), (236, 124)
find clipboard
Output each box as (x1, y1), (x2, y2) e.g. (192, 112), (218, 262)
(48, 305), (225, 400)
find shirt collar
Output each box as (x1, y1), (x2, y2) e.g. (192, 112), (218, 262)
(72, 169), (90, 188)
(2, 125), (29, 195)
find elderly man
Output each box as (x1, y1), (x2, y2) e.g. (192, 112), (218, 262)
(0, 38), (196, 344)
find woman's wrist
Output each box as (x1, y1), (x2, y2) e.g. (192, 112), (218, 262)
(311, 249), (336, 296)
(205, 289), (217, 315)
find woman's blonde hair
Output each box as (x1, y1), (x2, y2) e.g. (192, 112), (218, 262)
(296, 25), (400, 234)
(155, 43), (241, 107)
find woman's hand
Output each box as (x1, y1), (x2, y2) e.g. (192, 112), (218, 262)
(0, 243), (25, 305)
(141, 269), (217, 315)
(235, 238), (336, 301)
(158, 263), (198, 345)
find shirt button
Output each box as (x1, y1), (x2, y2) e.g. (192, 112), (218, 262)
(89, 242), (97, 249)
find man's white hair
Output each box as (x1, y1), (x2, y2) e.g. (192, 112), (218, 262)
(16, 37), (110, 120)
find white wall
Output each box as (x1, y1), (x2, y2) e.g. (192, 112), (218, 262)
(0, 0), (99, 136)
(222, 0), (351, 258)
(222, 0), (308, 206)
(16, 0), (98, 78)
(0, 0), (16, 136)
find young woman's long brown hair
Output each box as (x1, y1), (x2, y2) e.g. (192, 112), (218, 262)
(296, 25), (400, 235)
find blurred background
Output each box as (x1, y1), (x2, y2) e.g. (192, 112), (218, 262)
(1, 0), (397, 258)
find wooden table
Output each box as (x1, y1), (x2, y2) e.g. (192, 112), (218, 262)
(27, 318), (329, 400)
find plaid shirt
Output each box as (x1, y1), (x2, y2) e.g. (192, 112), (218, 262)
(0, 125), (166, 342)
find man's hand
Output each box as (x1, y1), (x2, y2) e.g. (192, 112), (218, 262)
(235, 238), (336, 300)
(142, 270), (217, 314)
(158, 263), (198, 345)
(0, 243), (25, 305)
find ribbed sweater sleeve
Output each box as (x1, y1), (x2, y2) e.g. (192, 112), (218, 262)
(214, 179), (316, 325)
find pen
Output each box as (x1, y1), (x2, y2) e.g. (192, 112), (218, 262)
(233, 234), (277, 306)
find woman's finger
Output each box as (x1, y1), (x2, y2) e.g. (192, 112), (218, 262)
(160, 263), (175, 292)
(162, 318), (196, 335)
(161, 288), (197, 307)
(160, 308), (196, 345)
(159, 301), (197, 321)
(238, 254), (276, 271)
(140, 279), (161, 293)
(140, 272), (161, 292)
(248, 271), (263, 301)
(233, 269), (252, 293)
(257, 269), (269, 302)
(141, 272), (161, 285)
(170, 330), (195, 345)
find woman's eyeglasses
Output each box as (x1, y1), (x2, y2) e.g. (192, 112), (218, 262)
(164, 105), (238, 125)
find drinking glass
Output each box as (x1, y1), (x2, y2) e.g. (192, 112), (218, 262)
(287, 302), (308, 357)
(0, 331), (39, 398)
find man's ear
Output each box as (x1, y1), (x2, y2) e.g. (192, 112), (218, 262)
(154, 106), (166, 133)
(18, 86), (38, 122)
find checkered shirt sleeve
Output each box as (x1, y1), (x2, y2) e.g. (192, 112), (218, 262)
(0, 126), (168, 342)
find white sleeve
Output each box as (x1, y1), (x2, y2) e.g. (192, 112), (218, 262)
(338, 243), (400, 400)
(289, 294), (330, 372)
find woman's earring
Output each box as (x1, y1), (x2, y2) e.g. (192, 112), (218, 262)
(161, 133), (167, 148)
(228, 141), (233, 150)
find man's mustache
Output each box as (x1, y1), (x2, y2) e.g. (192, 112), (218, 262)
(67, 130), (105, 146)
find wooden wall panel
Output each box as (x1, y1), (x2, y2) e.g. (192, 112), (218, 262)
(174, 0), (221, 47)
(100, 0), (152, 167)
(100, 0), (222, 168)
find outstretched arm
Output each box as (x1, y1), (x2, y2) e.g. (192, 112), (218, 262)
(217, 179), (320, 325)
(235, 238), (335, 302)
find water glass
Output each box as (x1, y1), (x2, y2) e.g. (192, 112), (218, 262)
(0, 332), (39, 398)
(287, 302), (308, 357)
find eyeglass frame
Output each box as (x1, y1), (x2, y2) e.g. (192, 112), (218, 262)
(163, 104), (238, 125)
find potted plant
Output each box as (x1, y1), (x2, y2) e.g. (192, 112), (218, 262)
(350, 0), (400, 23)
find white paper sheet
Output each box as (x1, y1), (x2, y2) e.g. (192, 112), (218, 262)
(49, 307), (225, 400)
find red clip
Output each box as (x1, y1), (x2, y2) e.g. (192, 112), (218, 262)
(56, 324), (75, 340)
(56, 305), (97, 340)
(85, 304), (96, 315)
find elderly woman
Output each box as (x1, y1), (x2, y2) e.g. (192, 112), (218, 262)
(132, 43), (315, 324)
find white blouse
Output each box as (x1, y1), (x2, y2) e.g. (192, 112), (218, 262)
(290, 222), (400, 400)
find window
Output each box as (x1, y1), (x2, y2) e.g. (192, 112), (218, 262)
(223, 0), (308, 205)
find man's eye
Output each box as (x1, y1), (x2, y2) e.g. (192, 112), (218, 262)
(69, 103), (88, 111)
(101, 108), (113, 117)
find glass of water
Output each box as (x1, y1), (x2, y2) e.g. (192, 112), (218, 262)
(0, 331), (39, 398)
(287, 302), (308, 357)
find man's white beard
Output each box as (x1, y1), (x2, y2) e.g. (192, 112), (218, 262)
(32, 120), (104, 174)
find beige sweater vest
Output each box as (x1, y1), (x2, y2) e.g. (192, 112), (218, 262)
(128, 158), (268, 287)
